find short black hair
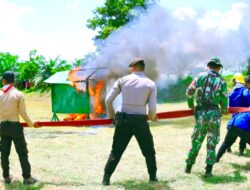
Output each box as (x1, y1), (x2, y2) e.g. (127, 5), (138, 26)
(2, 71), (15, 83)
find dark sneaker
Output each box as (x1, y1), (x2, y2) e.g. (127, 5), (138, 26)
(204, 172), (213, 177)
(204, 165), (213, 177)
(227, 148), (232, 153)
(149, 177), (159, 183)
(102, 174), (111, 186)
(23, 177), (37, 185)
(149, 172), (158, 183)
(4, 176), (11, 184)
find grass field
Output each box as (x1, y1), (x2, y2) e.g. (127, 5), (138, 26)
(1, 93), (250, 190)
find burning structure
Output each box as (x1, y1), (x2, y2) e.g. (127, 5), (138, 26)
(44, 67), (107, 121)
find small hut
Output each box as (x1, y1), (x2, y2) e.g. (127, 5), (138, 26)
(44, 68), (107, 121)
(44, 71), (90, 121)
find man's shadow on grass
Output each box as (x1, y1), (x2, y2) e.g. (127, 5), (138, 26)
(115, 179), (173, 190)
(200, 171), (247, 184)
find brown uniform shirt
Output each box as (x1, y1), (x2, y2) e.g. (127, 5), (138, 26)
(0, 85), (33, 127)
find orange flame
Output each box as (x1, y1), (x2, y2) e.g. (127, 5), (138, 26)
(64, 69), (106, 121)
(93, 80), (105, 114)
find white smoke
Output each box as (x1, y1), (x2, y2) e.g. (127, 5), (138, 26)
(82, 2), (250, 81)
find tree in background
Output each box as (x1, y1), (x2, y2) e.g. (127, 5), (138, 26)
(16, 50), (41, 89)
(0, 50), (72, 92)
(33, 52), (72, 92)
(0, 52), (19, 76)
(87, 0), (156, 40)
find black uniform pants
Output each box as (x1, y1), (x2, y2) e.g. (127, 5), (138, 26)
(228, 138), (247, 151)
(0, 121), (31, 179)
(104, 112), (157, 176)
(217, 126), (250, 160)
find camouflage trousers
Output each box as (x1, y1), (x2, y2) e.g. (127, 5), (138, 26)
(186, 109), (221, 165)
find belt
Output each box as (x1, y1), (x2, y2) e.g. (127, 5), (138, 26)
(0, 121), (19, 124)
(196, 105), (219, 110)
(115, 112), (147, 120)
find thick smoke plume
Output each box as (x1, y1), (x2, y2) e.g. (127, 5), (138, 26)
(82, 2), (250, 81)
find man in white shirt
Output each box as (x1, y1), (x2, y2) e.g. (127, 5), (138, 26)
(102, 58), (158, 185)
(0, 71), (38, 184)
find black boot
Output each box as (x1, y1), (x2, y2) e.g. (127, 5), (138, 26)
(185, 164), (192, 174)
(102, 173), (111, 186)
(149, 172), (158, 182)
(216, 155), (220, 163)
(227, 147), (232, 153)
(205, 165), (213, 177)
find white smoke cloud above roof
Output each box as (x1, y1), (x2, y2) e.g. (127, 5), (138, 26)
(87, 2), (250, 80)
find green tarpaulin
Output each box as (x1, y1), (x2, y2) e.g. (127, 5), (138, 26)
(44, 71), (90, 114)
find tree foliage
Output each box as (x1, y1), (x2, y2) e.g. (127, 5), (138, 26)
(0, 50), (72, 92)
(0, 52), (19, 76)
(32, 53), (72, 92)
(87, 0), (156, 39)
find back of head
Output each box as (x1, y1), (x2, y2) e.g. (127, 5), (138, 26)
(207, 57), (223, 69)
(233, 73), (245, 84)
(129, 58), (145, 71)
(2, 71), (15, 84)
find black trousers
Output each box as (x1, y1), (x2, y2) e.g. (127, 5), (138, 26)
(0, 121), (31, 179)
(104, 112), (157, 176)
(217, 126), (250, 160)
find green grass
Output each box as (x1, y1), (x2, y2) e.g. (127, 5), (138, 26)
(1, 93), (250, 189)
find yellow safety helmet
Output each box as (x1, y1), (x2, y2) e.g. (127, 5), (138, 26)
(232, 73), (245, 84)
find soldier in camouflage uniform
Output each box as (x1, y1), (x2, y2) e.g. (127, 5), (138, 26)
(185, 57), (228, 176)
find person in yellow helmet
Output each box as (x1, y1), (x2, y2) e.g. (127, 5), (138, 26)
(227, 73), (250, 155)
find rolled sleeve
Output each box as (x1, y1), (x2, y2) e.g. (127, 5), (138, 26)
(220, 81), (228, 113)
(186, 80), (196, 108)
(105, 80), (121, 118)
(148, 84), (157, 120)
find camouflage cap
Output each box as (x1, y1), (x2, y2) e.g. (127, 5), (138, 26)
(207, 57), (223, 67)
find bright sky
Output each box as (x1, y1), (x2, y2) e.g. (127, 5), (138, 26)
(0, 0), (249, 61)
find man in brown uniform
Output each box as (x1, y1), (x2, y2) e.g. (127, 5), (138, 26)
(0, 71), (38, 184)
(102, 58), (158, 185)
